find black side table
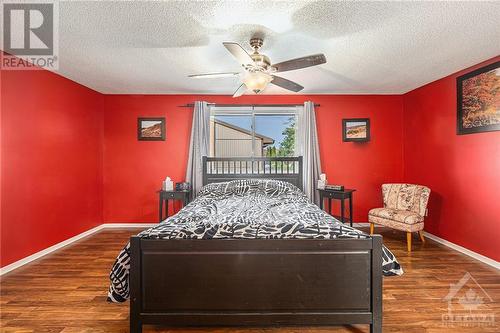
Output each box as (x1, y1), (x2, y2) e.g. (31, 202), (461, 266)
(158, 190), (191, 222)
(317, 188), (356, 227)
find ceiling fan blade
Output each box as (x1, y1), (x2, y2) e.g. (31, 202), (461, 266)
(272, 54), (326, 73)
(271, 75), (304, 92)
(223, 42), (255, 67)
(188, 72), (240, 79)
(232, 83), (247, 98)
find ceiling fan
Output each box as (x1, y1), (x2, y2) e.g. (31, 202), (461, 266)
(188, 38), (327, 97)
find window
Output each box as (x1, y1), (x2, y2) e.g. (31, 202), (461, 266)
(209, 106), (300, 158)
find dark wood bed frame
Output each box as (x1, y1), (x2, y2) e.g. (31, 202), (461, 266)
(129, 157), (382, 333)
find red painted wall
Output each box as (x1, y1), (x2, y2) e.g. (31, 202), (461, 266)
(103, 94), (404, 223)
(403, 56), (500, 261)
(4, 56), (496, 268)
(1, 68), (104, 267)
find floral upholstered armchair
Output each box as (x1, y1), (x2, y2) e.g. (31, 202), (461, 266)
(369, 184), (431, 252)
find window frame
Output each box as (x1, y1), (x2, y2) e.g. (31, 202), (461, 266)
(209, 106), (302, 158)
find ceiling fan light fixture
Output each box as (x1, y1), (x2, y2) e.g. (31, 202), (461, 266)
(189, 39), (327, 95)
(242, 71), (272, 93)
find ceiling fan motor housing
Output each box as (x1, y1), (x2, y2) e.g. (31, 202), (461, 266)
(250, 53), (271, 71)
(249, 38), (263, 50)
(242, 38), (269, 72)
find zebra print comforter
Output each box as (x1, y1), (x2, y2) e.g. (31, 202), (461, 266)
(108, 179), (403, 303)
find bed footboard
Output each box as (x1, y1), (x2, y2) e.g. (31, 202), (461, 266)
(129, 236), (383, 333)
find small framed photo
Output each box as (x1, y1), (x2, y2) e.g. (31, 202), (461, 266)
(342, 118), (370, 142)
(137, 117), (166, 141)
(457, 61), (500, 135)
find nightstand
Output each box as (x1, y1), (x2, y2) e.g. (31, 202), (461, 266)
(317, 188), (356, 227)
(158, 190), (191, 222)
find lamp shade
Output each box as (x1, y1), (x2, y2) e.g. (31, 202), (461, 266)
(242, 71), (272, 93)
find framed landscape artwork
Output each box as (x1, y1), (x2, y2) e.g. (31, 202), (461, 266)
(137, 117), (166, 141)
(457, 61), (500, 135)
(342, 118), (370, 142)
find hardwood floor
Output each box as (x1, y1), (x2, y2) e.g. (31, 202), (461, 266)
(1, 227), (498, 332)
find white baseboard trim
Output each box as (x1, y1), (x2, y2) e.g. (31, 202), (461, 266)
(2, 223), (497, 276)
(353, 222), (370, 227)
(0, 223), (157, 276)
(101, 223), (157, 228)
(423, 231), (499, 270)
(356, 224), (498, 269)
(0, 224), (105, 276)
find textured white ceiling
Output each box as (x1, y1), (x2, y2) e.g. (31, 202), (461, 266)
(49, 1), (500, 94)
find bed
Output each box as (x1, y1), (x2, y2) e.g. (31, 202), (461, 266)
(108, 156), (402, 333)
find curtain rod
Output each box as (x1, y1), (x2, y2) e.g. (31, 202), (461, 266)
(178, 103), (320, 108)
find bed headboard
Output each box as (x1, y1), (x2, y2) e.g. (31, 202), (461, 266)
(202, 156), (303, 190)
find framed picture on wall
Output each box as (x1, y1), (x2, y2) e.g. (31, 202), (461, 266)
(137, 117), (166, 141)
(457, 61), (500, 135)
(342, 118), (370, 142)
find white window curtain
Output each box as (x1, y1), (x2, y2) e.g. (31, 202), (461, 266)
(298, 101), (322, 204)
(185, 101), (210, 197)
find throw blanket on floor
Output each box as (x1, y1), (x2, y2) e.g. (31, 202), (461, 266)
(108, 179), (403, 302)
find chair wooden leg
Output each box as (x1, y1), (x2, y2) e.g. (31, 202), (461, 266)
(370, 223), (374, 235)
(418, 231), (425, 243)
(406, 232), (412, 252)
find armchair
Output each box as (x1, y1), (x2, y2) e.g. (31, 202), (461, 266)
(369, 184), (430, 252)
